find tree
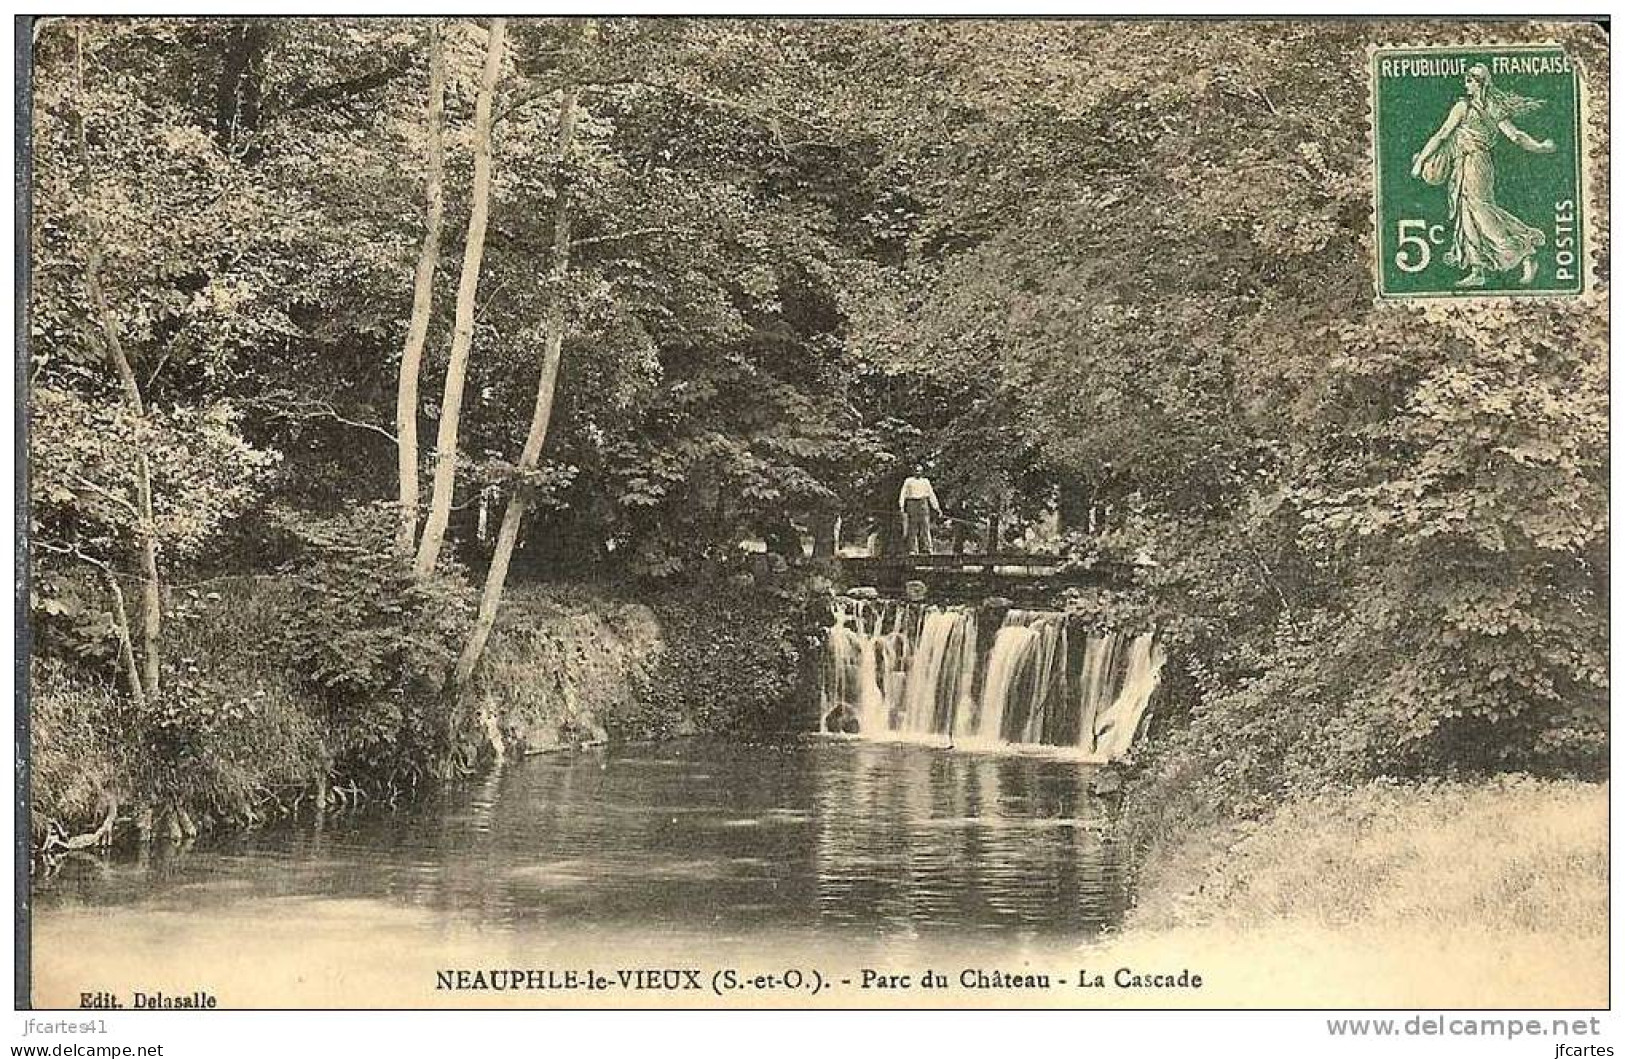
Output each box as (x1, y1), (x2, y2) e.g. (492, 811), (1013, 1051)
(829, 19), (1609, 795)
(447, 17), (585, 734)
(73, 22), (165, 702)
(459, 19), (909, 579)
(394, 20), (447, 556)
(414, 17), (507, 576)
(31, 20), (294, 701)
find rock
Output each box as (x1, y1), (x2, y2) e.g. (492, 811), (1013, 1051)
(982, 596), (1014, 610)
(823, 704), (861, 734)
(903, 579), (929, 602)
(728, 571), (756, 589)
(846, 586), (880, 600)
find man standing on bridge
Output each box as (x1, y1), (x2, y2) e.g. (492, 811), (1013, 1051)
(899, 466), (943, 555)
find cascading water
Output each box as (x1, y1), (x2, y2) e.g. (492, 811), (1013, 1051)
(820, 598), (1165, 761)
(821, 600), (976, 740)
(1091, 633), (1164, 758)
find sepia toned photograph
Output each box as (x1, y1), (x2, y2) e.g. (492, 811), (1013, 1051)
(17, 14), (1609, 1017)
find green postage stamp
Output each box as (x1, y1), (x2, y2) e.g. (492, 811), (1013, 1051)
(1371, 44), (1585, 299)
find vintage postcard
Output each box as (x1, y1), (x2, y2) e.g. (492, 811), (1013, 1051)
(16, 13), (1609, 1030)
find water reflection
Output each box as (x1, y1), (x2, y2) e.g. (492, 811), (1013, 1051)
(815, 741), (1122, 935)
(34, 739), (1124, 942)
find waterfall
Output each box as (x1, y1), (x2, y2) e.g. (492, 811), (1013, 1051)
(820, 598), (1165, 762)
(899, 606), (978, 735)
(1076, 633), (1123, 754)
(821, 600), (976, 743)
(1091, 633), (1165, 758)
(966, 610), (1067, 748)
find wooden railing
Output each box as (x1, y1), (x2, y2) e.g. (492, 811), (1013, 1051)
(836, 551), (1137, 599)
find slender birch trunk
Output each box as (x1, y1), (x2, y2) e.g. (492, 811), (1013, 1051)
(395, 20), (448, 556)
(84, 245), (162, 698)
(414, 17), (506, 576)
(76, 25), (162, 699)
(448, 21), (588, 718)
(102, 572), (147, 711)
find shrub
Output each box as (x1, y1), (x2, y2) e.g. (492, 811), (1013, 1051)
(29, 659), (123, 834)
(634, 576), (824, 740)
(31, 582), (331, 837)
(271, 503), (473, 782)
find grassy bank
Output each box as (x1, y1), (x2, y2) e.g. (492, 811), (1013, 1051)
(31, 578), (331, 843)
(31, 574), (818, 845)
(1106, 777), (1607, 1006)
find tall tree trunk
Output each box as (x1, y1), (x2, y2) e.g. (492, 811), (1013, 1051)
(76, 25), (161, 699)
(984, 506), (1004, 556)
(85, 240), (162, 698)
(395, 20), (448, 557)
(1057, 472), (1093, 534)
(413, 17), (507, 576)
(448, 22), (587, 716)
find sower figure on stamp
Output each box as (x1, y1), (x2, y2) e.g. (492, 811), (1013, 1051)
(899, 466), (942, 556)
(1411, 63), (1556, 288)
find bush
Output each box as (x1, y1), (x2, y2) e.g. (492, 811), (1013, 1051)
(30, 659), (124, 834)
(30, 581), (331, 837)
(271, 503), (473, 782)
(633, 577), (824, 740)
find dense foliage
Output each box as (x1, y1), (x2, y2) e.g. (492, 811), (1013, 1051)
(272, 504), (473, 779)
(823, 19), (1610, 820)
(27, 17), (1608, 840)
(634, 577), (826, 739)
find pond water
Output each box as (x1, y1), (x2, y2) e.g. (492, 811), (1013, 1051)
(31, 738), (1127, 1008)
